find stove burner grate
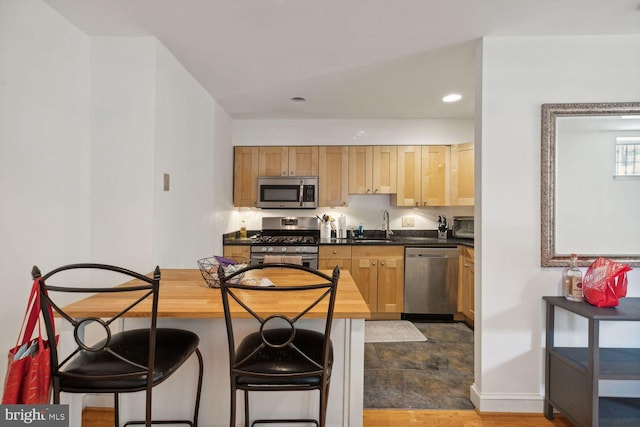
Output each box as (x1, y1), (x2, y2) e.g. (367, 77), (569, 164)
(253, 235), (318, 245)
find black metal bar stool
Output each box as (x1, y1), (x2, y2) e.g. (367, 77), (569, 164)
(219, 263), (339, 427)
(34, 263), (204, 427)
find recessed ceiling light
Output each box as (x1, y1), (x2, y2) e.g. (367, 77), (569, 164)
(290, 97), (307, 103)
(442, 93), (462, 103)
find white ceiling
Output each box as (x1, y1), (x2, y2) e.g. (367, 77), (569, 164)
(44, 0), (640, 119)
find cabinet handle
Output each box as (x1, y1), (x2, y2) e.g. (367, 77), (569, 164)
(372, 261), (377, 266)
(333, 250), (337, 254)
(374, 188), (378, 193)
(290, 170), (294, 175)
(366, 189), (371, 193)
(283, 170), (287, 175)
(380, 261), (385, 266)
(464, 263), (469, 267)
(415, 202), (419, 206)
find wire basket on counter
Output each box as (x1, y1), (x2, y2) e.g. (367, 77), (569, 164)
(197, 256), (249, 288)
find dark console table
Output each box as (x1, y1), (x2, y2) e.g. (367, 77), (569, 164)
(544, 296), (640, 427)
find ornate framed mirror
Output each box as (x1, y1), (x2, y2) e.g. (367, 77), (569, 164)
(541, 102), (640, 267)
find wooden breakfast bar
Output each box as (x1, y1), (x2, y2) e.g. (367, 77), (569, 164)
(61, 268), (370, 427)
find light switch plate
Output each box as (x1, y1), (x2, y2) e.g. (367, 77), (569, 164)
(402, 216), (415, 227)
(163, 173), (170, 191)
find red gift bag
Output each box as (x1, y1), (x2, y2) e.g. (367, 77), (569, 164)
(582, 257), (632, 308)
(2, 279), (55, 404)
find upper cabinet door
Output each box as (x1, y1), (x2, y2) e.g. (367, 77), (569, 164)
(233, 146), (259, 207)
(451, 142), (474, 206)
(319, 146), (348, 207)
(421, 145), (450, 206)
(259, 146), (289, 176)
(288, 146), (318, 176)
(348, 146), (373, 194)
(393, 146), (422, 206)
(372, 145), (397, 194)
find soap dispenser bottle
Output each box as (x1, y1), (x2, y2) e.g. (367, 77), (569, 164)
(239, 220), (247, 239)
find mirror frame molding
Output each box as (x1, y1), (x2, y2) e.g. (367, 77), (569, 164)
(541, 101), (640, 268)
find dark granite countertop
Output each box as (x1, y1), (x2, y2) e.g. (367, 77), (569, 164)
(319, 236), (474, 248)
(223, 230), (474, 248)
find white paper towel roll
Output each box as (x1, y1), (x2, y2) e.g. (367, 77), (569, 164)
(338, 215), (347, 238)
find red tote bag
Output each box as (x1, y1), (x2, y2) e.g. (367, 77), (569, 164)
(2, 279), (55, 404)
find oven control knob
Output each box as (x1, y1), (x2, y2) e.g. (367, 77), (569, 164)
(267, 247), (273, 252)
(281, 247), (287, 252)
(261, 247), (267, 252)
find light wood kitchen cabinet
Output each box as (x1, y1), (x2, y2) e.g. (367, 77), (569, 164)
(233, 146), (259, 207)
(372, 145), (397, 194)
(319, 246), (352, 271)
(258, 146), (318, 177)
(393, 145), (449, 207)
(348, 145), (397, 195)
(451, 142), (474, 206)
(348, 146), (373, 194)
(351, 246), (404, 319)
(457, 246), (474, 326)
(223, 244), (251, 262)
(318, 146), (349, 207)
(421, 145), (450, 206)
(392, 145), (422, 206)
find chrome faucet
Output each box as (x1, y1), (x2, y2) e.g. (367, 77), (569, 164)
(383, 210), (393, 238)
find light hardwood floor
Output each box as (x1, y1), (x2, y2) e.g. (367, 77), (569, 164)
(82, 407), (574, 427)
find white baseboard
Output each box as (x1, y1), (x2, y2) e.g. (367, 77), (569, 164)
(470, 384), (544, 413)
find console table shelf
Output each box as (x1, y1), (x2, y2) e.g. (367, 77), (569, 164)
(544, 297), (640, 427)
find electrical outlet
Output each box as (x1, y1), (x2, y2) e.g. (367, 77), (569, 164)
(163, 173), (170, 191)
(402, 216), (415, 227)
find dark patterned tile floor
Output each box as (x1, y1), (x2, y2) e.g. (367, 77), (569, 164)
(364, 321), (474, 409)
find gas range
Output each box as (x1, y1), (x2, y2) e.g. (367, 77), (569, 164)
(250, 216), (320, 268)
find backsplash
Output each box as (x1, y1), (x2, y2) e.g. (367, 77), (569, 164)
(229, 194), (473, 233)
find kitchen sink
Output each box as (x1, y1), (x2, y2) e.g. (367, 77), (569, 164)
(393, 236), (441, 243)
(351, 238), (394, 243)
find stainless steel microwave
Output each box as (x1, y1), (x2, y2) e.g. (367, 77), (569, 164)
(257, 176), (318, 209)
(452, 216), (474, 239)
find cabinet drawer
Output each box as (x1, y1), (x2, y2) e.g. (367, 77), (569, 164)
(223, 245), (251, 260)
(351, 246), (403, 258)
(319, 246), (352, 259)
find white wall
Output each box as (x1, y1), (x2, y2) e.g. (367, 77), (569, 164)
(476, 35), (640, 412)
(0, 0), (90, 385)
(153, 41), (232, 266)
(0, 0), (233, 388)
(231, 119), (474, 233)
(90, 37), (156, 271)
(234, 118), (473, 146)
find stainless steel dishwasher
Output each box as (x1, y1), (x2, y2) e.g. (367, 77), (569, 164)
(403, 246), (459, 317)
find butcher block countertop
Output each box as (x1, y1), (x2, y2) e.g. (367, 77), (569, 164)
(61, 268), (371, 320)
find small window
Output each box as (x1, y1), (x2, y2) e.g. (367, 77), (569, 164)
(615, 137), (640, 177)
